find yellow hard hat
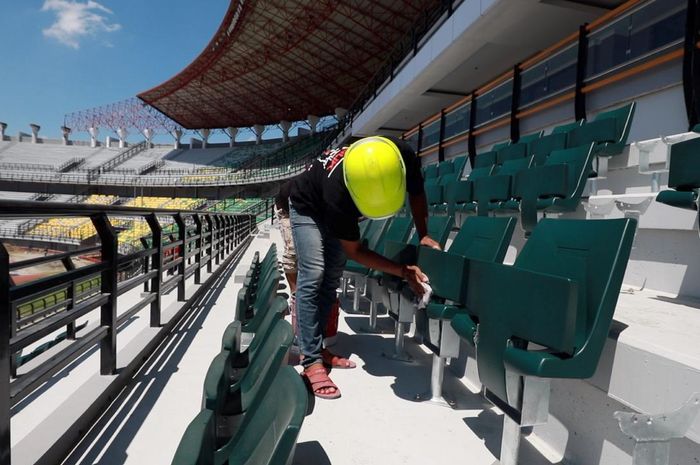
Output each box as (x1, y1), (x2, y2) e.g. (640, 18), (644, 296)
(343, 136), (406, 219)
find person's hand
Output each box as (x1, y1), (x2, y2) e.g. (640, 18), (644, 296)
(419, 235), (441, 250)
(401, 265), (428, 296)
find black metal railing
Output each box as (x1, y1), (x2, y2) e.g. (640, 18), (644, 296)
(0, 199), (257, 464)
(87, 141), (148, 180)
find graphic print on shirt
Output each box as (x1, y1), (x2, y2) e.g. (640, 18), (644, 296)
(318, 147), (347, 177)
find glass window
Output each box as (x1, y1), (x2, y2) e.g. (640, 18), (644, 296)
(444, 102), (470, 140)
(586, 0), (686, 79)
(420, 119), (441, 149)
(475, 79), (513, 127)
(520, 43), (577, 107)
(405, 131), (419, 152)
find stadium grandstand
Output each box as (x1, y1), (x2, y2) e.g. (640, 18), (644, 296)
(0, 0), (699, 464)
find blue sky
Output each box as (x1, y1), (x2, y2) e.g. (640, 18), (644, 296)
(0, 0), (230, 142)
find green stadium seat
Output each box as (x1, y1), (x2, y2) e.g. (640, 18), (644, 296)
(172, 366), (307, 465)
(455, 218), (635, 464)
(445, 166), (494, 217)
(451, 156), (468, 179)
(516, 131), (544, 145)
(472, 157), (534, 216)
(415, 216), (516, 404)
(512, 144), (595, 232)
(551, 120), (584, 134)
(491, 141), (511, 151)
(496, 143), (528, 164)
(656, 138), (700, 233)
(567, 102), (635, 158)
(528, 133), (567, 165)
(203, 318), (293, 442)
(473, 151), (497, 169)
(423, 164), (439, 179)
(437, 160), (454, 177)
(381, 215), (454, 360)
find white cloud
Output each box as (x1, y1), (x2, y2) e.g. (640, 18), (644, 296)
(41, 0), (121, 49)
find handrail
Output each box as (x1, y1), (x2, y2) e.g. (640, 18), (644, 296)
(0, 198), (258, 463)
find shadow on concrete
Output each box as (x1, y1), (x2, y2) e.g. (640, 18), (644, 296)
(292, 440), (332, 465)
(61, 257), (239, 465)
(338, 315), (485, 410)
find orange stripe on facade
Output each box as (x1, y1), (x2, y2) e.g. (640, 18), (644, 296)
(444, 95), (471, 114)
(441, 132), (470, 149)
(418, 145), (439, 157)
(472, 117), (510, 136)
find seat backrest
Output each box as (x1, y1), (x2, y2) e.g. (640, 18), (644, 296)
(448, 216), (515, 262)
(492, 156), (533, 177)
(593, 101), (636, 144)
(358, 219), (370, 239)
(667, 137), (700, 190)
(551, 120), (583, 134)
(529, 133), (567, 165)
(496, 143), (528, 164)
(514, 218), (636, 355)
(375, 216), (414, 254)
(451, 156), (468, 179)
(225, 366), (308, 465)
(362, 219), (389, 250)
(542, 144), (594, 199)
(424, 164), (439, 179)
(491, 141), (510, 151)
(409, 215), (453, 247)
(517, 131), (543, 145)
(438, 160), (454, 177)
(473, 151), (497, 169)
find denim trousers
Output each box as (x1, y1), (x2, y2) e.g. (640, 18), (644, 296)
(289, 204), (346, 368)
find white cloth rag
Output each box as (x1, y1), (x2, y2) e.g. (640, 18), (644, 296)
(417, 281), (433, 310)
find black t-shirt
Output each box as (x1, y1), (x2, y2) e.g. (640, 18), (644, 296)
(289, 136), (423, 241)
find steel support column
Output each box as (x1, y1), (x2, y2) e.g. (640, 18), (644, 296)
(146, 214), (163, 326)
(92, 214), (118, 376)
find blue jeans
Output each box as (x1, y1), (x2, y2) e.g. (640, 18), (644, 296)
(289, 204), (346, 368)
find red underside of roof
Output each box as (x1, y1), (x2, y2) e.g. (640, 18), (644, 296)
(138, 0), (441, 129)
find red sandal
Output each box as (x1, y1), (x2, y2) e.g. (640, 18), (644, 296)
(321, 348), (356, 369)
(302, 363), (341, 399)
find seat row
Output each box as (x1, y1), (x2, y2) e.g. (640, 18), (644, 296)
(656, 136), (700, 235)
(345, 212), (636, 465)
(424, 103), (637, 232)
(172, 245), (309, 465)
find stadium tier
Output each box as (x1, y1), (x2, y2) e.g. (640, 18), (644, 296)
(1, 1), (699, 465)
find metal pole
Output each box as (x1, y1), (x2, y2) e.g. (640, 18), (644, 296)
(193, 215), (203, 285)
(146, 214), (162, 326)
(61, 256), (76, 339)
(175, 214), (187, 302)
(205, 216), (214, 273)
(91, 213), (118, 376)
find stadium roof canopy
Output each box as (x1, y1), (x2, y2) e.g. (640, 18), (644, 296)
(138, 0), (441, 129)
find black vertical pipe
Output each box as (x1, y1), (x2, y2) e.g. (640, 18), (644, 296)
(140, 237), (150, 292)
(510, 65), (522, 142)
(683, 0), (700, 129)
(91, 213), (117, 375)
(146, 214), (162, 326)
(438, 110), (446, 162)
(575, 24), (589, 121)
(0, 244), (11, 465)
(61, 256), (76, 339)
(175, 214), (187, 302)
(193, 215), (203, 285)
(205, 216), (214, 273)
(468, 92), (477, 168)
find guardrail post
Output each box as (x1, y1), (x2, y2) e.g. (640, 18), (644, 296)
(61, 256), (76, 340)
(91, 213), (117, 376)
(205, 216), (214, 273)
(140, 237), (150, 292)
(0, 244), (11, 465)
(213, 216), (221, 266)
(145, 214), (162, 327)
(218, 215), (225, 262)
(226, 216), (233, 253)
(174, 214), (187, 302)
(193, 215), (203, 285)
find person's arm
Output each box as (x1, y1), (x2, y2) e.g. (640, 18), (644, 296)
(408, 192), (442, 250)
(340, 239), (428, 295)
